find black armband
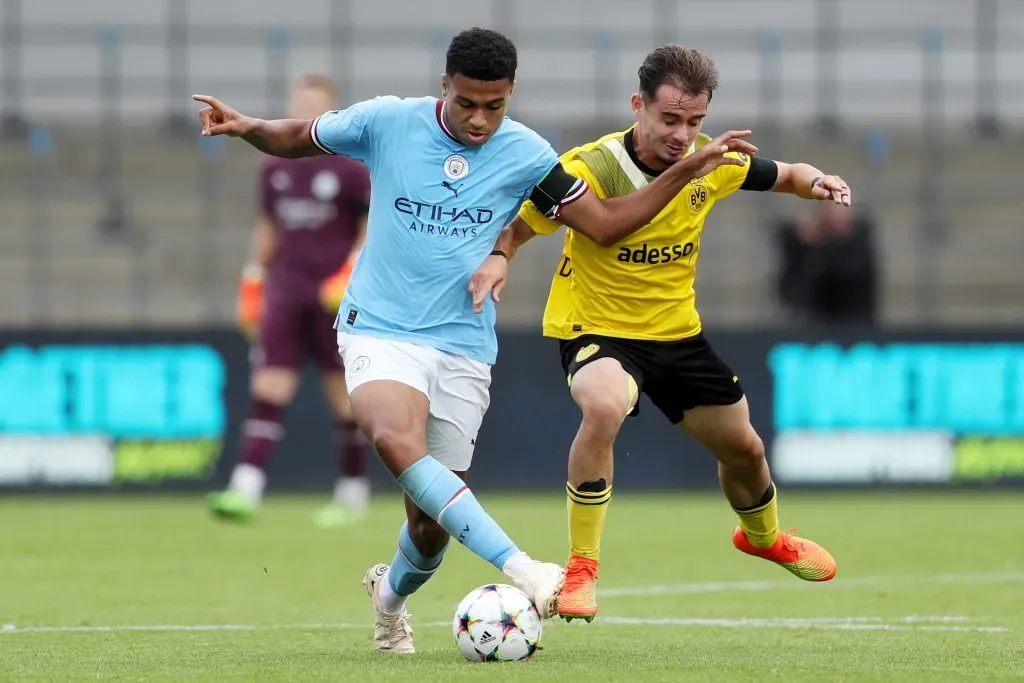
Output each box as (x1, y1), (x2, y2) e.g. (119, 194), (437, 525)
(529, 163), (589, 219)
(739, 156), (779, 192)
(490, 249), (508, 260)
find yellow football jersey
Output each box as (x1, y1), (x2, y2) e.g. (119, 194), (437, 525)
(519, 127), (751, 342)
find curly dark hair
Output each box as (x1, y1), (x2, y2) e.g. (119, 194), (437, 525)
(445, 27), (517, 82)
(638, 44), (718, 102)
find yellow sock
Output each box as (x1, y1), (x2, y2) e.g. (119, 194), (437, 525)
(566, 481), (612, 560)
(734, 482), (779, 549)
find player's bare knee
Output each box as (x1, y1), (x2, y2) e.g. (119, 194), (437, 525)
(580, 412), (624, 448)
(370, 428), (413, 459)
(251, 368), (298, 405)
(575, 389), (629, 436)
(571, 361), (634, 436)
(369, 427), (421, 472)
(720, 431), (766, 470)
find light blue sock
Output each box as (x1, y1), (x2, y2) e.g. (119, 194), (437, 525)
(397, 455), (520, 571)
(387, 521), (448, 596)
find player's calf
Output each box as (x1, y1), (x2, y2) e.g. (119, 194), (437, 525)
(716, 431), (771, 511)
(682, 401), (774, 540)
(311, 372), (372, 527)
(560, 359), (637, 622)
(208, 363), (302, 521)
(405, 489), (455, 558)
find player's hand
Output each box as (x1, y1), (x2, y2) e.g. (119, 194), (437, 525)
(193, 94), (256, 137)
(811, 175), (852, 206)
(469, 254), (508, 314)
(679, 130), (759, 179)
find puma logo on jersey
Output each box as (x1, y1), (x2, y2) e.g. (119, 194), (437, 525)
(441, 180), (462, 198)
(617, 242), (695, 265)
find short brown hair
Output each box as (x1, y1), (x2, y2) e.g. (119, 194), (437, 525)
(295, 73), (337, 98)
(638, 45), (718, 102)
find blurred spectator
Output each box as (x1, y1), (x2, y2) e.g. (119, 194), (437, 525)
(774, 202), (878, 324)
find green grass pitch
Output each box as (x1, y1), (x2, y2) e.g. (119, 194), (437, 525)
(1, 491), (1023, 681)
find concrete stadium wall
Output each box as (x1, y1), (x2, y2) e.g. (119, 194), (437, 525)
(3, 0), (1022, 125)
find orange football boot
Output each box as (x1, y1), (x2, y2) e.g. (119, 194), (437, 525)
(558, 555), (600, 622)
(732, 527), (837, 582)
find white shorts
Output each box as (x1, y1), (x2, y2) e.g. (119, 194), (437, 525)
(336, 331), (492, 472)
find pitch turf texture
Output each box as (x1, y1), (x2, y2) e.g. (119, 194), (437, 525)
(2, 492), (1022, 682)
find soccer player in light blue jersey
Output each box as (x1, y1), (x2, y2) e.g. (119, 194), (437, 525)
(195, 27), (756, 653)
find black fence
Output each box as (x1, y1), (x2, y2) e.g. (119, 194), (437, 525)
(2, 327), (1022, 492)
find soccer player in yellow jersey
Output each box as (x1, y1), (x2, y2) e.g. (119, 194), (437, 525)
(471, 44), (849, 622)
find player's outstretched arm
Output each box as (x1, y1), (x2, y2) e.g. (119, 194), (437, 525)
(559, 130), (758, 246)
(769, 160), (852, 206)
(193, 95), (321, 159)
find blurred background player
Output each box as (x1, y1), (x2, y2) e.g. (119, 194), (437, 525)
(478, 44), (846, 622)
(207, 74), (372, 528)
(774, 200), (879, 325)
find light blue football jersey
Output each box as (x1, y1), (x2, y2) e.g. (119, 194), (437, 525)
(311, 96), (560, 364)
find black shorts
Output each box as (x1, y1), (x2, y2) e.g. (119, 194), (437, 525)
(558, 333), (744, 425)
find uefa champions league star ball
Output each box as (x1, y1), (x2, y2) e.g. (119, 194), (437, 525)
(452, 584), (542, 662)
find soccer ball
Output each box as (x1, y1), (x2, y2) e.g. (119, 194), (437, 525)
(452, 584), (542, 662)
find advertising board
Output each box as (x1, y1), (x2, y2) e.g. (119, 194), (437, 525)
(2, 328), (1020, 491)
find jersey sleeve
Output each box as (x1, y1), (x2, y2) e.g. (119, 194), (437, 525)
(518, 157), (598, 236)
(309, 96), (397, 164)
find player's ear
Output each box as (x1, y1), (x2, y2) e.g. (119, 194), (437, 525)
(441, 74), (450, 99)
(630, 93), (643, 117)
(508, 79), (516, 100)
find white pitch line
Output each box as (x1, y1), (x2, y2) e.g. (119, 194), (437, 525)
(1, 615), (1009, 636)
(0, 622), (366, 634)
(600, 571), (1024, 598)
(595, 616), (1009, 634)
(3, 573), (1018, 636)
